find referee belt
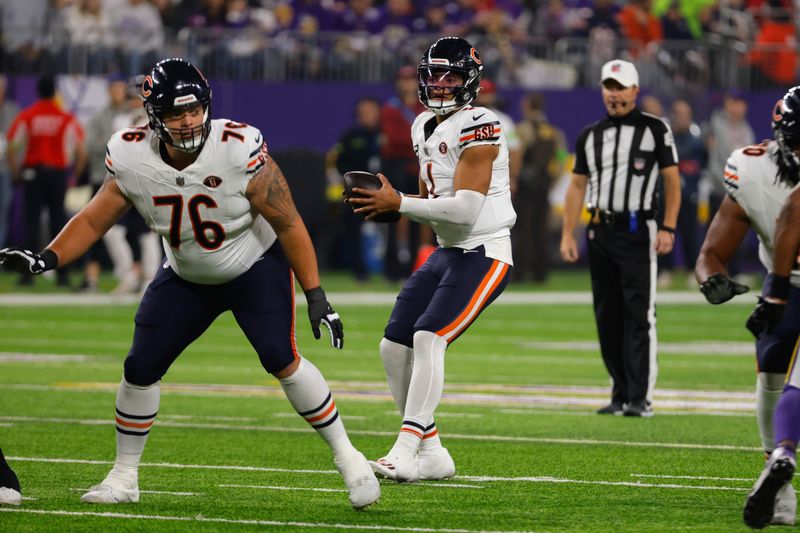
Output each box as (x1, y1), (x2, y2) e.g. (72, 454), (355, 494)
(590, 208), (655, 226)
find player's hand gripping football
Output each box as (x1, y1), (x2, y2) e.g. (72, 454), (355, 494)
(304, 287), (344, 349)
(699, 273), (749, 304)
(0, 247), (58, 274)
(745, 296), (786, 338)
(348, 173), (402, 221)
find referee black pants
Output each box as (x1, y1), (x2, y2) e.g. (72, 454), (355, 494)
(587, 220), (658, 406)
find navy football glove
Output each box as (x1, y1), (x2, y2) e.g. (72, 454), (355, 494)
(746, 296), (786, 338)
(305, 287), (344, 349)
(699, 273), (749, 304)
(0, 247), (58, 274)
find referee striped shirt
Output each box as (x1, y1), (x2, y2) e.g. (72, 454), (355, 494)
(573, 108), (678, 213)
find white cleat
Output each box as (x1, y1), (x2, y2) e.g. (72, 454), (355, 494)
(418, 446), (456, 481)
(773, 481), (797, 526)
(369, 450), (419, 484)
(80, 467), (139, 504)
(0, 487), (22, 506)
(334, 451), (380, 510)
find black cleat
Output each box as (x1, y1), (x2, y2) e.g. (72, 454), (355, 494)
(623, 400), (653, 417)
(596, 402), (624, 415)
(744, 450), (796, 529)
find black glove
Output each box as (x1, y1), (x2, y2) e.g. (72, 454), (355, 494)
(304, 286), (344, 349)
(699, 273), (749, 304)
(746, 296), (786, 338)
(0, 247), (58, 274)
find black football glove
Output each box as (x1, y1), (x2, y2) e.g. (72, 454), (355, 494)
(304, 287), (344, 349)
(0, 247), (58, 274)
(746, 296), (786, 338)
(699, 273), (749, 304)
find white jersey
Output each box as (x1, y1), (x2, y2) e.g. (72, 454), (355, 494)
(411, 105), (516, 264)
(722, 140), (800, 287)
(106, 118), (276, 284)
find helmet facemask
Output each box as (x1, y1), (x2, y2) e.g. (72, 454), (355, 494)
(147, 99), (211, 154)
(418, 66), (477, 116)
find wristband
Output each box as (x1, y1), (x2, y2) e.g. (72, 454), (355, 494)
(763, 272), (790, 300)
(659, 225), (675, 234)
(39, 249), (59, 271)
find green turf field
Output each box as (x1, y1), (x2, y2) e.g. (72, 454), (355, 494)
(0, 275), (779, 532)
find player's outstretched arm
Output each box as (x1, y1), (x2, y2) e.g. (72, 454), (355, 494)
(246, 154), (343, 349)
(695, 196), (751, 304)
(0, 176), (131, 273)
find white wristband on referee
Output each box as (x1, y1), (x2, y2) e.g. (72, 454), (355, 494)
(399, 189), (485, 226)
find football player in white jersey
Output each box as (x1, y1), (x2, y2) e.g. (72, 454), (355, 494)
(739, 87), (800, 528)
(0, 59), (379, 510)
(696, 88), (800, 527)
(348, 37), (516, 483)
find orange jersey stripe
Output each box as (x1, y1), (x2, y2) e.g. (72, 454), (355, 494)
(305, 401), (336, 423)
(115, 417), (153, 429)
(458, 128), (503, 143)
(436, 260), (502, 337)
(723, 171), (739, 181)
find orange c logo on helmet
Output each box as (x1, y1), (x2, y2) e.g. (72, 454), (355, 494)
(470, 47), (481, 65)
(142, 75), (153, 98)
(773, 99), (785, 123)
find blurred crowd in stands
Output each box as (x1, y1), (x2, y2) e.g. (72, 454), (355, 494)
(1, 0), (798, 89)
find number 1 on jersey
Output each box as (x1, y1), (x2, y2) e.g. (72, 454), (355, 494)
(153, 194), (227, 250)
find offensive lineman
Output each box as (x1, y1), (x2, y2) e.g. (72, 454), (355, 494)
(0, 59), (380, 509)
(741, 86), (800, 528)
(348, 37), (516, 483)
(695, 88), (800, 527)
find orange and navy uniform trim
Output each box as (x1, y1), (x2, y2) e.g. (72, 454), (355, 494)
(115, 407), (157, 437)
(723, 163), (739, 190)
(298, 392), (339, 429)
(246, 138), (268, 175)
(459, 121), (502, 148)
(422, 422), (439, 440)
(436, 259), (510, 344)
(105, 147), (115, 176)
(401, 419), (426, 439)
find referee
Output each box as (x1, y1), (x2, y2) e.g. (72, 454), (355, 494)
(560, 60), (680, 417)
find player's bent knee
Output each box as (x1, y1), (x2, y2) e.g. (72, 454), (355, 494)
(123, 357), (164, 387)
(271, 357), (301, 380)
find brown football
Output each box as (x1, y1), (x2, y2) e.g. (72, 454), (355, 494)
(343, 171), (401, 223)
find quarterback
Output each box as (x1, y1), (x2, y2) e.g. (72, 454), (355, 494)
(348, 37), (516, 483)
(0, 59), (379, 509)
(696, 88), (800, 527)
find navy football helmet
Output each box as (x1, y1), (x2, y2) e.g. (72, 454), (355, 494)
(142, 58), (212, 153)
(417, 37), (483, 116)
(772, 86), (800, 186)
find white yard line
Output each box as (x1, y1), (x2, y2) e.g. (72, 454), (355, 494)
(69, 487), (200, 496)
(457, 475), (749, 491)
(2, 417), (761, 452)
(219, 484), (347, 493)
(629, 473), (752, 482)
(0, 508), (535, 533)
(0, 380), (758, 413)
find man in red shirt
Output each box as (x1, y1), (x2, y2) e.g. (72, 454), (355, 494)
(6, 76), (87, 286)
